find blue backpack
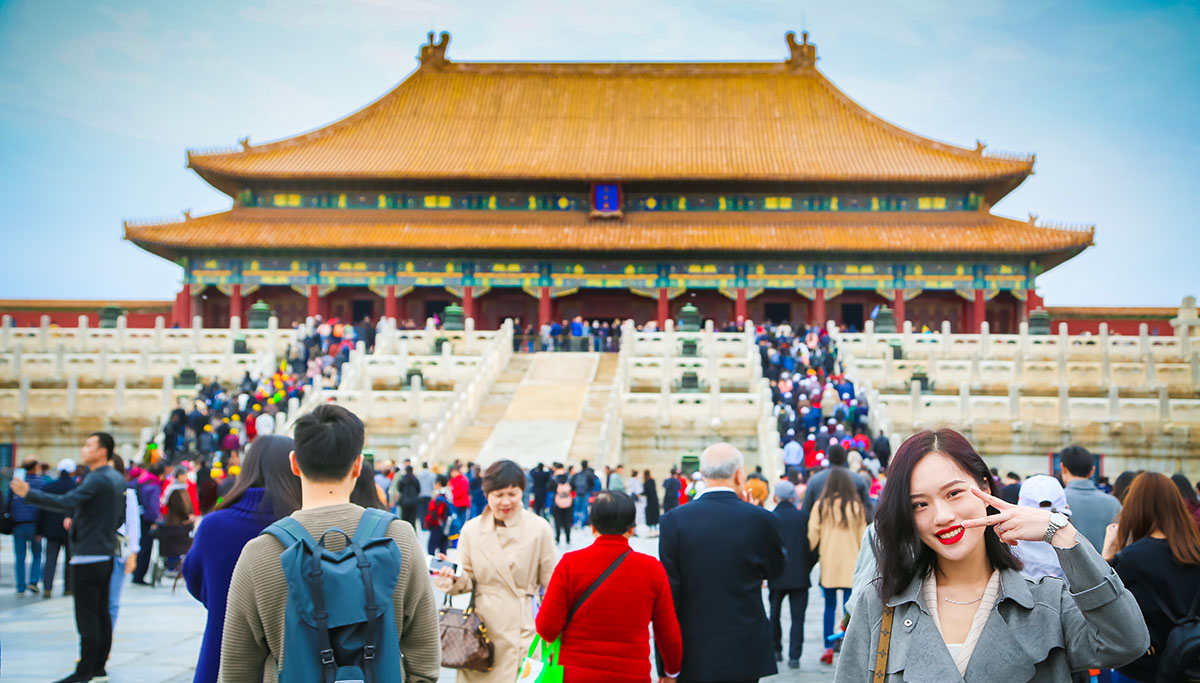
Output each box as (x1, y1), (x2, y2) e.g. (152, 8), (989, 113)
(262, 508), (403, 683)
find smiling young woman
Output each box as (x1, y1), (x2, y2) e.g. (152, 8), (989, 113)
(833, 428), (1150, 683)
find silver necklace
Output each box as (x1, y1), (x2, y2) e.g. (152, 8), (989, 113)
(942, 593), (984, 605)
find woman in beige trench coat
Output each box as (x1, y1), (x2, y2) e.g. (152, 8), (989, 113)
(436, 460), (556, 683)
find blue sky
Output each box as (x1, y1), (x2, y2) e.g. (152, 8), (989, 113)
(0, 0), (1195, 306)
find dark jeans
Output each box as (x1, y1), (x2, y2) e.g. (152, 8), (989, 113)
(132, 519), (155, 583)
(44, 538), (73, 595)
(417, 496), (432, 530)
(427, 526), (449, 556)
(73, 559), (114, 676)
(769, 588), (809, 662)
(400, 503), (418, 529)
(552, 506), (572, 544)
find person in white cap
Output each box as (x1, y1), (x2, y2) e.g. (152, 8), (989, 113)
(1012, 475), (1070, 584)
(41, 459), (79, 598)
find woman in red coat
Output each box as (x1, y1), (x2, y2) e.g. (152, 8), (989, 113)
(536, 491), (683, 682)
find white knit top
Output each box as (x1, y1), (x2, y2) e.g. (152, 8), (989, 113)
(922, 570), (1002, 676)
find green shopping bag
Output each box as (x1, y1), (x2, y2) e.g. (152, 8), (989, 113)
(516, 635), (563, 683)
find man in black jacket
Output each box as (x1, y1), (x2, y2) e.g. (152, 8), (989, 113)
(10, 432), (126, 683)
(659, 443), (786, 682)
(768, 480), (815, 669)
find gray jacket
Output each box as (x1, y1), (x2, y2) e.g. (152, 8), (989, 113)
(835, 539), (1149, 682)
(1063, 479), (1121, 553)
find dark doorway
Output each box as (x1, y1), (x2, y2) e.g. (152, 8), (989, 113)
(424, 300), (451, 321)
(764, 303), (791, 325)
(351, 299), (375, 323)
(841, 303), (865, 331)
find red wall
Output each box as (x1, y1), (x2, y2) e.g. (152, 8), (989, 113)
(1, 310), (168, 328)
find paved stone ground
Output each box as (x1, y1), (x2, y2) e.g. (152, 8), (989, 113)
(0, 524), (837, 682)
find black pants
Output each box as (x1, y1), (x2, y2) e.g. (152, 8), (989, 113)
(73, 560), (114, 676)
(44, 538), (73, 595)
(400, 503), (418, 529)
(769, 587), (809, 662)
(417, 494), (432, 528)
(132, 519), (154, 583)
(552, 506), (572, 544)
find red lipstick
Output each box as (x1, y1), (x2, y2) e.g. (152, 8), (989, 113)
(934, 525), (965, 545)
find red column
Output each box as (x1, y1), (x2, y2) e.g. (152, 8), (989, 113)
(812, 288), (826, 327)
(178, 284), (191, 327)
(538, 287), (552, 328)
(893, 289), (906, 328)
(384, 285), (398, 321)
(735, 287), (747, 323)
(462, 286), (475, 322)
(656, 288), (669, 329)
(230, 284), (243, 325)
(307, 285), (319, 319)
(973, 288), (986, 333)
(1024, 288), (1043, 322)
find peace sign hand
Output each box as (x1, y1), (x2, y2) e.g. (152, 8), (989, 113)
(961, 488), (1077, 548)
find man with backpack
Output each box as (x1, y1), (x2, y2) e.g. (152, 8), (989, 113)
(571, 460), (595, 528)
(218, 404), (440, 683)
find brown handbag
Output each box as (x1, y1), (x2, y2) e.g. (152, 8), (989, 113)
(439, 589), (494, 672)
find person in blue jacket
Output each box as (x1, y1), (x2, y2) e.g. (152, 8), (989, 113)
(182, 435), (301, 683)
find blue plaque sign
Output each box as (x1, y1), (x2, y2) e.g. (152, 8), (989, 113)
(592, 183), (621, 213)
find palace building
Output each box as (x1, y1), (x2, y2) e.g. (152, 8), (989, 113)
(125, 31), (1093, 333)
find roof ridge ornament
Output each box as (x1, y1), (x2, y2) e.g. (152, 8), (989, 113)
(974, 140), (987, 154)
(420, 31), (450, 68)
(786, 30), (817, 69)
(238, 136), (252, 151)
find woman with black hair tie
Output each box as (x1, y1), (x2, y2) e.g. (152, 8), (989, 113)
(835, 428), (1148, 682)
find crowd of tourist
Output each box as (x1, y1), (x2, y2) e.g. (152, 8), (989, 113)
(6, 320), (1200, 683)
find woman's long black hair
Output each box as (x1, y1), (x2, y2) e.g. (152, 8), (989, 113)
(873, 428), (1021, 603)
(215, 434), (302, 520)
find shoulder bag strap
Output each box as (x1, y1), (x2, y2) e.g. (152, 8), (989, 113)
(872, 605), (895, 682)
(566, 549), (631, 624)
(1140, 580), (1187, 625)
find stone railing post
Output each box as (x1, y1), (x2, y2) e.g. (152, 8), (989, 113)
(78, 315), (90, 352)
(1008, 382), (1021, 422)
(191, 315), (203, 350)
(979, 321), (990, 359)
(0, 315), (11, 350)
(1159, 385), (1171, 424)
(864, 319), (875, 358)
(114, 375), (126, 416)
(66, 374), (78, 416)
(116, 315), (128, 353)
(153, 315), (165, 352)
(1107, 384), (1121, 423)
(39, 315), (50, 352)
(161, 373), (175, 415)
(411, 374), (423, 423)
(1139, 323), (1150, 358)
(1099, 323), (1111, 386)
(1058, 383), (1071, 427)
(18, 374), (30, 415)
(958, 381), (971, 425)
(1145, 351), (1157, 390)
(902, 319), (914, 357)
(1018, 321), (1030, 359)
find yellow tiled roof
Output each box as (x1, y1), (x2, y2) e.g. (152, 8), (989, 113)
(187, 34), (1033, 184)
(125, 208), (1092, 264)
